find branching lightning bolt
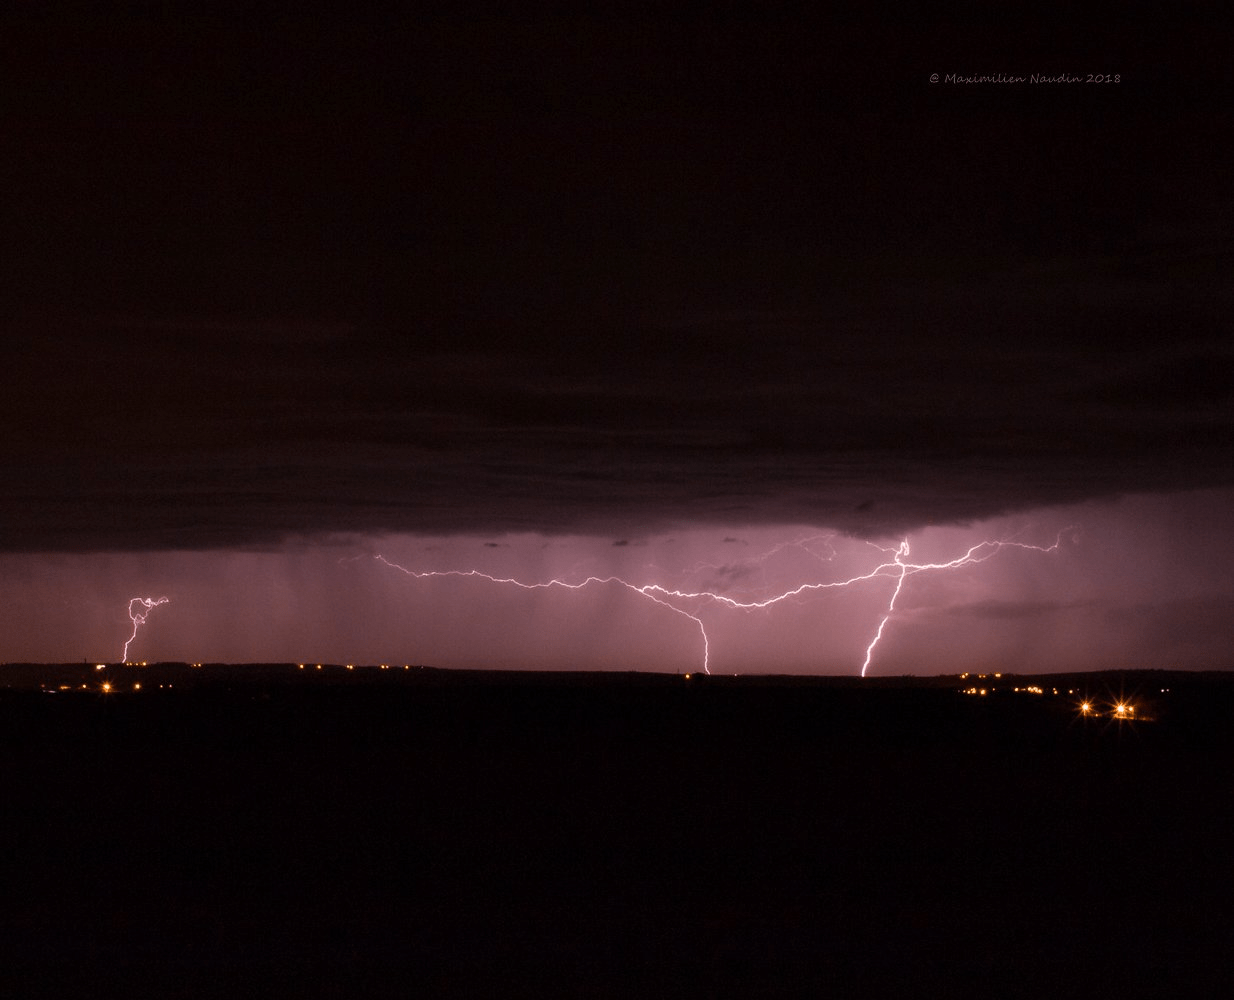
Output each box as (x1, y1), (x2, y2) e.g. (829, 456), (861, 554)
(375, 528), (1074, 676)
(122, 596), (169, 663)
(374, 557), (712, 670)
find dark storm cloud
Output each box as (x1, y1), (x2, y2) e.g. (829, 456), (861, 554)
(700, 563), (759, 589)
(2, 274), (1233, 552)
(2, 11), (1230, 552)
(940, 599), (1096, 621)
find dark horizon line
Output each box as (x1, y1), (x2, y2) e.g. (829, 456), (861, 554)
(3, 660), (1230, 683)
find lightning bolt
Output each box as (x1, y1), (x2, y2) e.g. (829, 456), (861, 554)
(374, 557), (712, 671)
(375, 528), (1074, 676)
(122, 596), (169, 663)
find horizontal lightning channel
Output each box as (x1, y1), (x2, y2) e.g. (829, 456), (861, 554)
(375, 530), (1073, 675)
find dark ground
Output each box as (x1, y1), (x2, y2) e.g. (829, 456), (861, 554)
(2, 668), (1232, 998)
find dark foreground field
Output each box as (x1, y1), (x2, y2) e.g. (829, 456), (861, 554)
(3, 668), (1233, 998)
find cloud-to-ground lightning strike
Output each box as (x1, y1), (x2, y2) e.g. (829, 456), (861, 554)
(122, 596), (169, 663)
(375, 530), (1074, 675)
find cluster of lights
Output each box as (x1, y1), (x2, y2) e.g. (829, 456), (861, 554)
(297, 663), (419, 671)
(99, 680), (146, 694)
(957, 681), (1115, 706)
(958, 684), (1147, 722)
(1078, 699), (1140, 720)
(960, 683), (1081, 700)
(41, 682), (173, 693)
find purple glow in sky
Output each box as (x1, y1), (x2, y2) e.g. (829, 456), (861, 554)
(3, 490), (1230, 674)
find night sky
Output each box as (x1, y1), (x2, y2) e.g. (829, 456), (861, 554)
(3, 11), (1231, 671)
